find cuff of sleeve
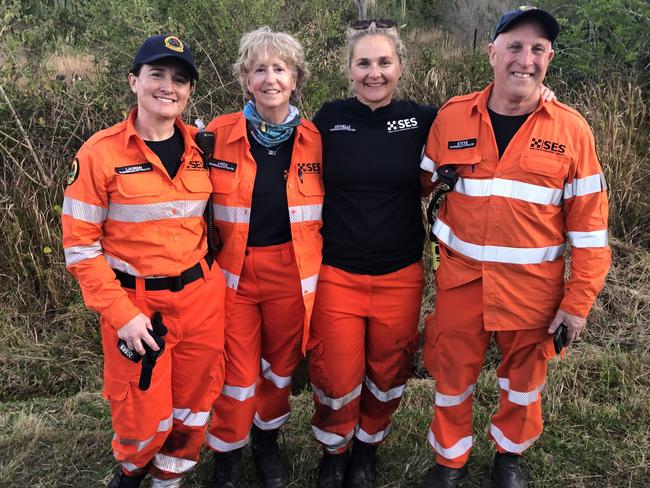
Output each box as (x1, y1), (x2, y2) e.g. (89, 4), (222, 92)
(104, 297), (141, 331)
(559, 297), (591, 319)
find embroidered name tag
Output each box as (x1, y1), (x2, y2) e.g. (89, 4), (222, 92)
(115, 163), (153, 174)
(209, 160), (237, 172)
(448, 138), (477, 150)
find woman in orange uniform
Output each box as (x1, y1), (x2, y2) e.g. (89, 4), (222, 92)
(62, 35), (226, 488)
(204, 27), (323, 488)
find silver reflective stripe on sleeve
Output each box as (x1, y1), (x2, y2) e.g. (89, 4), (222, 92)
(311, 383), (361, 411)
(420, 154), (436, 173)
(107, 200), (206, 223)
(289, 204), (323, 223)
(64, 240), (102, 266)
(567, 229), (608, 248)
(213, 204), (251, 224)
(563, 173), (606, 199)
(455, 177), (563, 206)
(222, 270), (240, 291)
(62, 197), (107, 223)
(105, 253), (141, 276)
(433, 219), (566, 264)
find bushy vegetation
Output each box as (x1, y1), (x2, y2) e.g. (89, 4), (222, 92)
(0, 0), (648, 486)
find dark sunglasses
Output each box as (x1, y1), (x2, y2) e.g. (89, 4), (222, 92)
(351, 19), (397, 30)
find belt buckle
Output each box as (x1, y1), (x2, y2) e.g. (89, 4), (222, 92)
(170, 275), (184, 292)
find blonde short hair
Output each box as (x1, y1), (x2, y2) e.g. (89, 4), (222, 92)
(234, 26), (309, 104)
(345, 22), (407, 96)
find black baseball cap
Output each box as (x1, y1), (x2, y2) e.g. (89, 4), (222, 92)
(493, 6), (560, 43)
(132, 34), (198, 81)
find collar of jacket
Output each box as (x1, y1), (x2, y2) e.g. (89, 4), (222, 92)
(471, 82), (557, 121)
(122, 108), (200, 154)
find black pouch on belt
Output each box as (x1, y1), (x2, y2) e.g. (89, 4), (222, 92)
(116, 311), (168, 390)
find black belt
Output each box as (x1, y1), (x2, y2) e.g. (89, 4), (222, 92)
(114, 255), (214, 292)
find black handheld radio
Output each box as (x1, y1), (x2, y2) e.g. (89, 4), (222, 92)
(195, 130), (222, 253)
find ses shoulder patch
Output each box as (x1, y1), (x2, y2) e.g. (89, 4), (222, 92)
(67, 158), (80, 185)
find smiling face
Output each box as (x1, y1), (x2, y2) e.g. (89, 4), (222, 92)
(245, 53), (297, 124)
(349, 34), (403, 111)
(128, 60), (191, 123)
(488, 20), (554, 111)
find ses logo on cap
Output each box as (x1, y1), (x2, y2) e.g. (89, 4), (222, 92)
(164, 36), (184, 53)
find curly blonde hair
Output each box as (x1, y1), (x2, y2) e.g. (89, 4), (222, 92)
(233, 26), (309, 104)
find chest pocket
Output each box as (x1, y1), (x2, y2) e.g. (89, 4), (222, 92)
(210, 162), (239, 195)
(297, 173), (325, 196)
(520, 155), (568, 183)
(180, 170), (212, 196)
(437, 149), (481, 178)
(115, 170), (164, 198)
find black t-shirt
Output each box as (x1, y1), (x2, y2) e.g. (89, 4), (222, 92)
(246, 126), (294, 247)
(313, 98), (437, 275)
(144, 126), (184, 179)
(488, 108), (530, 159)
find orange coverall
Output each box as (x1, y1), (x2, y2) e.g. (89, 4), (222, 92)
(62, 110), (225, 480)
(205, 112), (323, 452)
(420, 85), (610, 467)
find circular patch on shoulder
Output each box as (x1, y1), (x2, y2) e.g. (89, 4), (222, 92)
(67, 158), (80, 185)
(164, 36), (184, 53)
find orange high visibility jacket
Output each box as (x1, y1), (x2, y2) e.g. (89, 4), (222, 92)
(206, 112), (323, 352)
(421, 84), (611, 330)
(62, 109), (212, 329)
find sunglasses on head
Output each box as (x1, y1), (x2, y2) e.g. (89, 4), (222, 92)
(351, 19), (397, 30)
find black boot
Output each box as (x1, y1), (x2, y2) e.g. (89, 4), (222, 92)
(491, 453), (528, 488)
(345, 439), (378, 487)
(317, 451), (349, 488)
(212, 448), (242, 488)
(107, 468), (146, 488)
(421, 463), (468, 488)
(250, 425), (286, 488)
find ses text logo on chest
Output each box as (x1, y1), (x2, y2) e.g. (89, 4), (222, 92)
(387, 118), (418, 133)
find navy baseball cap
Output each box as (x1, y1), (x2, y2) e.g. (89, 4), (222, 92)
(493, 6), (560, 43)
(132, 34), (198, 81)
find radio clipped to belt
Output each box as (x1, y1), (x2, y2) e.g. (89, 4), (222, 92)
(426, 166), (458, 272)
(195, 125), (223, 254)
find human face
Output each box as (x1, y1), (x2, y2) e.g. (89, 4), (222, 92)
(245, 54), (297, 124)
(128, 61), (192, 123)
(488, 21), (554, 109)
(349, 34), (403, 111)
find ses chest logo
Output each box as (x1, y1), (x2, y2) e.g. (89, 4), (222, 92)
(387, 117), (418, 133)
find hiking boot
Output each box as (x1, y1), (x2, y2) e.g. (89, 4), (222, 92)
(107, 468), (146, 488)
(421, 463), (468, 488)
(250, 425), (286, 488)
(211, 448), (242, 488)
(491, 453), (528, 488)
(345, 439), (378, 487)
(316, 451), (349, 488)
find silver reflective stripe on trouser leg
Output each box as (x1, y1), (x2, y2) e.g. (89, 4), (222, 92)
(150, 477), (183, 487)
(153, 453), (197, 475)
(312, 424), (355, 453)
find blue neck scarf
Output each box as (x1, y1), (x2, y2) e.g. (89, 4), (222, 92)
(243, 100), (300, 147)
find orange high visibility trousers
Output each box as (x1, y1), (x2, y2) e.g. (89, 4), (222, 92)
(101, 261), (226, 480)
(207, 242), (305, 452)
(423, 278), (556, 468)
(309, 262), (424, 453)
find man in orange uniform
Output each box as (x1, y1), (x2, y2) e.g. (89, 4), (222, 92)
(62, 35), (225, 487)
(419, 7), (610, 487)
